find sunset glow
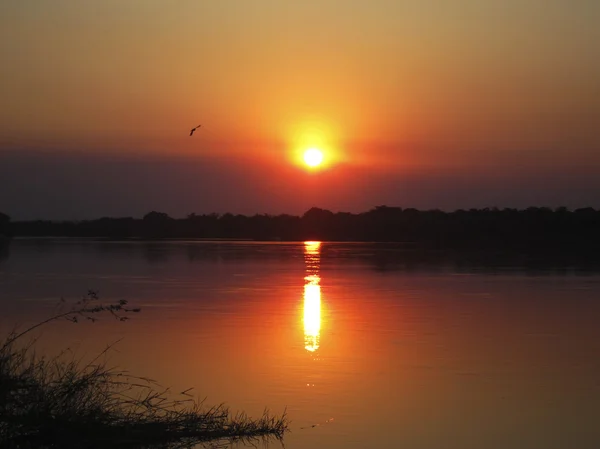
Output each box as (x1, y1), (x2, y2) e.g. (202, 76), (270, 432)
(303, 283), (321, 352)
(2, 2), (600, 217)
(303, 241), (322, 352)
(303, 149), (324, 168)
(3, 2), (600, 448)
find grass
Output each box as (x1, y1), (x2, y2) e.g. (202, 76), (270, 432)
(0, 291), (289, 448)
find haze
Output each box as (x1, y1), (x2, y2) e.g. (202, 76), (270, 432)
(1, 1), (599, 220)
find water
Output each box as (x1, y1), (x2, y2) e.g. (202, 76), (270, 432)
(1, 239), (600, 449)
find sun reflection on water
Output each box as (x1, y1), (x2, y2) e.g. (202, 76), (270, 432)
(303, 241), (321, 352)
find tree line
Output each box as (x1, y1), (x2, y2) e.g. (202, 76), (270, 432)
(2, 206), (599, 250)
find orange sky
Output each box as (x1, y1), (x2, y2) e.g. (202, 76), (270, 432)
(1, 1), (600, 218)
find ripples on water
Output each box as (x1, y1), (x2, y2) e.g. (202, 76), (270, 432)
(1, 239), (600, 449)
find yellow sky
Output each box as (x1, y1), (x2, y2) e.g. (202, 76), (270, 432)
(1, 0), (599, 170)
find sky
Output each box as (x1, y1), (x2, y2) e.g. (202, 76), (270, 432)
(1, 1), (599, 220)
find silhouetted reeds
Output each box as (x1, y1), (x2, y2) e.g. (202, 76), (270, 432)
(0, 292), (288, 448)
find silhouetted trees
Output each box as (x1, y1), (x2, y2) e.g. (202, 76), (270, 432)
(142, 211), (174, 238)
(0, 212), (10, 238)
(6, 206), (600, 251)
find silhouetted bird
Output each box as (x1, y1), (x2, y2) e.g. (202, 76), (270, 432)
(189, 124), (201, 136)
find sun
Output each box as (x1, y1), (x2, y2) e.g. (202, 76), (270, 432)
(303, 148), (323, 168)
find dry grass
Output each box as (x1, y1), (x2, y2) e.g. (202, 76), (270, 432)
(0, 292), (289, 448)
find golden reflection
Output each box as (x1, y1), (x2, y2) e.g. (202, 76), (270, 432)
(303, 241), (321, 352)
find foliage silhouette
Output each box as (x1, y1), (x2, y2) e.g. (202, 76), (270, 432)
(0, 212), (10, 241)
(8, 206), (600, 252)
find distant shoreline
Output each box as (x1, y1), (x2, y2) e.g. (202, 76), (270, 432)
(11, 236), (257, 242)
(9, 236), (420, 246)
(3, 207), (600, 252)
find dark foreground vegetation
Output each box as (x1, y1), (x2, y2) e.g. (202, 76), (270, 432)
(0, 292), (288, 449)
(3, 206), (600, 250)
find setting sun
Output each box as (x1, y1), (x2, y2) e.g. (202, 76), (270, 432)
(303, 148), (323, 168)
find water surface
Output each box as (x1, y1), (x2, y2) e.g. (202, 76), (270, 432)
(1, 239), (599, 449)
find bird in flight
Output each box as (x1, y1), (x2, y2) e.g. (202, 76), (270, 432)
(189, 124), (201, 136)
